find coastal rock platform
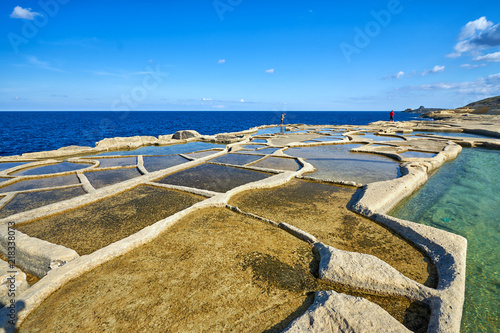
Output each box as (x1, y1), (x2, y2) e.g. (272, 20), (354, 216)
(1, 117), (499, 332)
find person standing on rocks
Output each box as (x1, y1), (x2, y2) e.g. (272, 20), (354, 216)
(389, 110), (395, 122)
(281, 113), (285, 125)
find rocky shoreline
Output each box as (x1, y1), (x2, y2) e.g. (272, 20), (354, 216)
(0, 116), (499, 332)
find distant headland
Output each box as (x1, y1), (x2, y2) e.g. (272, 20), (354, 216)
(403, 95), (500, 119)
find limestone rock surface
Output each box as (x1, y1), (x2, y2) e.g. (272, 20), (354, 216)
(173, 130), (200, 140)
(283, 290), (411, 333)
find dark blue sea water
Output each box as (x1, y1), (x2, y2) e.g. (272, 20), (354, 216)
(0, 111), (422, 157)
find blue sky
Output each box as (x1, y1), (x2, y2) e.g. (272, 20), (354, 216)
(1, 0), (500, 111)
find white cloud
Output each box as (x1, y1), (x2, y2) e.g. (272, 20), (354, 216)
(459, 16), (493, 40)
(218, 59), (226, 64)
(26, 56), (66, 72)
(401, 73), (500, 96)
(265, 68), (275, 74)
(422, 65), (445, 76)
(240, 99), (245, 103)
(10, 6), (41, 20)
(473, 51), (500, 62)
(384, 71), (405, 80)
(202, 98), (212, 101)
(460, 63), (486, 69)
(450, 17), (500, 57)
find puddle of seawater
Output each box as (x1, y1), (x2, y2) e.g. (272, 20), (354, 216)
(409, 131), (494, 139)
(11, 162), (90, 176)
(234, 148), (281, 155)
(269, 135), (323, 146)
(0, 178), (9, 184)
(0, 187), (86, 219)
(184, 150), (222, 159)
(0, 175), (80, 194)
(250, 156), (301, 171)
(154, 164), (272, 193)
(16, 185), (204, 255)
(143, 155), (190, 173)
(290, 130), (311, 134)
(85, 168), (142, 189)
(286, 144), (401, 184)
(95, 157), (137, 168)
(251, 139), (267, 143)
(255, 147), (282, 154)
(308, 136), (345, 142)
(0, 162), (28, 172)
(241, 144), (267, 150)
(353, 132), (403, 142)
(390, 148), (500, 332)
(209, 153), (263, 166)
(96, 142), (226, 156)
(399, 151), (437, 159)
(252, 127), (282, 135)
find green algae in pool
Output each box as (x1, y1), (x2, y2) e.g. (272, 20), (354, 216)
(390, 148), (500, 332)
(16, 185), (204, 255)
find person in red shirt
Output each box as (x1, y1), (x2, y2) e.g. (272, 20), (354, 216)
(389, 110), (395, 122)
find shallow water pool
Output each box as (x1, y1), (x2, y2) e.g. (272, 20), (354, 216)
(96, 142), (226, 156)
(409, 131), (494, 139)
(390, 148), (500, 332)
(286, 144), (401, 184)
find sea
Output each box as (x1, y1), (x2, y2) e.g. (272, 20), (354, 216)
(0, 111), (422, 157)
(391, 148), (500, 332)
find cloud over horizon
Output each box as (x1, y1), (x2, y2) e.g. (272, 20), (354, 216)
(400, 73), (500, 96)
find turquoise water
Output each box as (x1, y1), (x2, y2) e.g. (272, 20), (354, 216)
(390, 148), (500, 332)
